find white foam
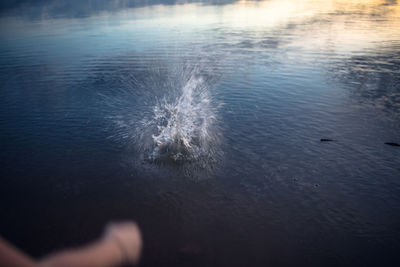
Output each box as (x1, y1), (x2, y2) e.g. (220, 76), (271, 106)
(145, 74), (217, 163)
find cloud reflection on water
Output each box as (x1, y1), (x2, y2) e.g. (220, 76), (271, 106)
(1, 0), (399, 116)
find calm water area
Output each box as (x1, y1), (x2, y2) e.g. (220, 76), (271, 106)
(1, 0), (400, 266)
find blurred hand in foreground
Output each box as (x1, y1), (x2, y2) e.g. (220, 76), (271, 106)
(103, 222), (143, 265)
(0, 221), (143, 267)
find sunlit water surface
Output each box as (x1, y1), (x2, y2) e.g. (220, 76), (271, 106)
(1, 0), (400, 266)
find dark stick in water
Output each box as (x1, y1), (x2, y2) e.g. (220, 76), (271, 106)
(384, 142), (400, 147)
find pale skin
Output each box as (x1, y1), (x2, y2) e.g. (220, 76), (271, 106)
(0, 222), (142, 267)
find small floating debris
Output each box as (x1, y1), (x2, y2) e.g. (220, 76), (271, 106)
(320, 138), (334, 142)
(384, 142), (400, 147)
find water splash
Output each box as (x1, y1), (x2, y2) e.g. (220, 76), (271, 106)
(148, 75), (217, 163)
(103, 59), (222, 171)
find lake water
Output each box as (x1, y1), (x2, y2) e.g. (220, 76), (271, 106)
(1, 0), (400, 266)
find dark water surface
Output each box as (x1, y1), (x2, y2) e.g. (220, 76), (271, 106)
(1, 0), (400, 266)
